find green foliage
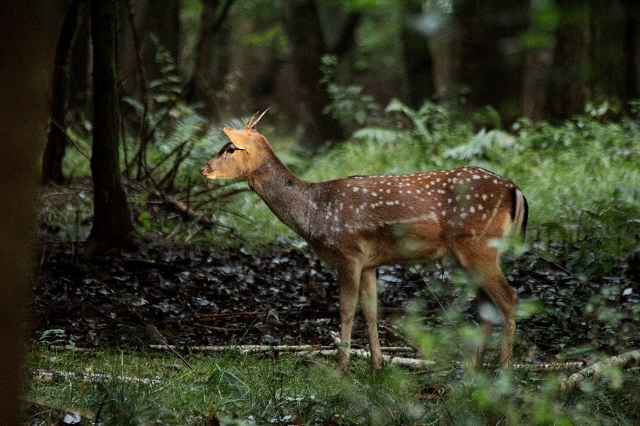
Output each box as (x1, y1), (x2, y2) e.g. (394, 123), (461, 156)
(321, 54), (383, 133)
(222, 97), (640, 252)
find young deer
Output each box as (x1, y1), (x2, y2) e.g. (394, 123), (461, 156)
(202, 111), (528, 372)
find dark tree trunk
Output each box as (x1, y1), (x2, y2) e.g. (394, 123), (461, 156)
(318, 2), (360, 82)
(521, 48), (554, 121)
(623, 12), (640, 101)
(549, 0), (638, 120)
(622, 0), (640, 102)
(42, 0), (85, 184)
(88, 0), (134, 251)
(139, 0), (180, 81)
(68, 4), (91, 116)
(119, 0), (180, 99)
(521, 0), (555, 121)
(184, 0), (234, 118)
(545, 1), (587, 120)
(282, 0), (344, 153)
(453, 0), (531, 124)
(400, 0), (435, 108)
(587, 1), (626, 104)
(0, 1), (57, 423)
(546, 0), (628, 120)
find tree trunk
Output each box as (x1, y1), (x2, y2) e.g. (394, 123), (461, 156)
(587, 0), (626, 105)
(521, 0), (556, 121)
(42, 0), (85, 184)
(453, 0), (531, 124)
(400, 0), (435, 108)
(545, 0), (587, 120)
(119, 0), (180, 99)
(282, 0), (344, 153)
(145, 0), (180, 82)
(0, 1), (57, 423)
(87, 0), (134, 251)
(184, 0), (234, 119)
(68, 4), (91, 118)
(546, 0), (628, 120)
(623, 11), (640, 102)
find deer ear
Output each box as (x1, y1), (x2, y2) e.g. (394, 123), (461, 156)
(223, 127), (251, 151)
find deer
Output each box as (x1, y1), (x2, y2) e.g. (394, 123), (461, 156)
(201, 110), (528, 372)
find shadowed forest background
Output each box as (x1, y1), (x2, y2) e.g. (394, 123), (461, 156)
(10, 0), (640, 424)
(41, 0), (640, 248)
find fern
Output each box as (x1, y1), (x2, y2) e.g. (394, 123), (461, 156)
(352, 127), (404, 144)
(443, 129), (517, 161)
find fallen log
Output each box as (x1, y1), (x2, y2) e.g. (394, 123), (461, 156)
(149, 344), (415, 354)
(560, 350), (640, 392)
(28, 368), (162, 385)
(294, 348), (436, 369)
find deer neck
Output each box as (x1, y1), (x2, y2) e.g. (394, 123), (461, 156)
(247, 155), (315, 239)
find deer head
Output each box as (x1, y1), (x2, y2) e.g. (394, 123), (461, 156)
(201, 110), (271, 180)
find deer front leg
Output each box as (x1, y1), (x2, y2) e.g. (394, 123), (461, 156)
(337, 262), (361, 373)
(359, 267), (382, 372)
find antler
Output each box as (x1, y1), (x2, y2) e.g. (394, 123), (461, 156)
(245, 109), (270, 131)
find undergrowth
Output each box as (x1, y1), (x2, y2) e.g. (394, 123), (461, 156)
(36, 73), (640, 424)
(24, 348), (640, 425)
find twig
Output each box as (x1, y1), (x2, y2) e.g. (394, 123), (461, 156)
(196, 307), (405, 321)
(150, 344), (326, 353)
(381, 324), (421, 353)
(124, 177), (215, 228)
(146, 325), (200, 380)
(28, 368), (161, 385)
(537, 255), (574, 276)
(199, 324), (244, 333)
(560, 350), (640, 392)
(297, 348), (436, 369)
(50, 118), (91, 161)
(149, 343), (414, 354)
(509, 362), (584, 372)
(196, 311), (263, 319)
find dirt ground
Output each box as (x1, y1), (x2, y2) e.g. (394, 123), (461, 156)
(32, 238), (640, 364)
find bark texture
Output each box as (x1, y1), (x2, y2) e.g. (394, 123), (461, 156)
(88, 0), (134, 251)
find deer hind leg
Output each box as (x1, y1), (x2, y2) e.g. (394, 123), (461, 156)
(359, 267), (382, 372)
(455, 244), (517, 369)
(336, 262), (362, 372)
(471, 288), (496, 367)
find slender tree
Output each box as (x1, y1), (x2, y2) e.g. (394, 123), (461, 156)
(622, 0), (640, 101)
(184, 0), (235, 118)
(546, 0), (629, 120)
(400, 0), (435, 108)
(42, 0), (85, 184)
(87, 0), (134, 250)
(452, 0), (531, 124)
(282, 0), (345, 153)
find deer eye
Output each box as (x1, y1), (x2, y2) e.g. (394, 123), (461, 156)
(219, 142), (239, 156)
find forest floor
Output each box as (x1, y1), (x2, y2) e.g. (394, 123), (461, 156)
(32, 236), (640, 366)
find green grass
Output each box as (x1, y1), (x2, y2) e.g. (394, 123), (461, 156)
(25, 348), (429, 425)
(51, 100), (640, 252)
(25, 348), (640, 425)
(36, 101), (640, 424)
